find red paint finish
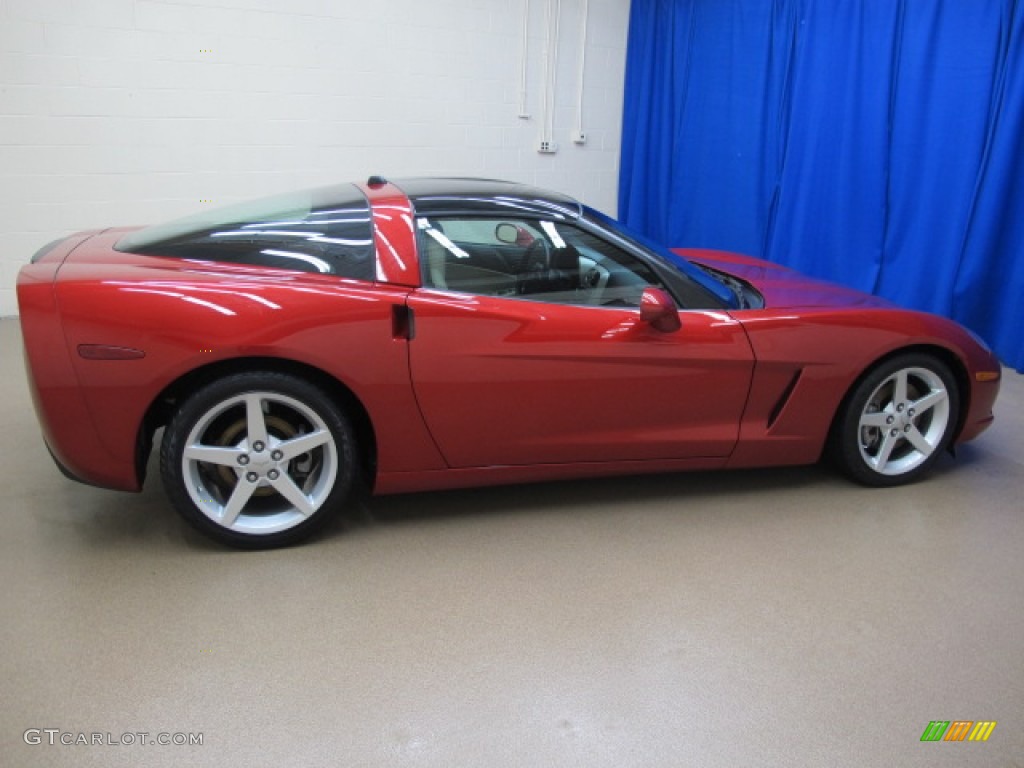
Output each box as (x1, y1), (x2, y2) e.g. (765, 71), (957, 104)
(375, 456), (728, 495)
(724, 307), (999, 468)
(33, 228), (445, 490)
(407, 290), (753, 466)
(18, 234), (134, 488)
(15, 180), (1001, 504)
(679, 248), (895, 309)
(358, 180), (420, 287)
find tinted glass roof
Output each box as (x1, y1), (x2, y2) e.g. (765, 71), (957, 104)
(391, 178), (583, 219)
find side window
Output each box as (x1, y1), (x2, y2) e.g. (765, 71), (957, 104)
(115, 184), (376, 280)
(418, 217), (665, 308)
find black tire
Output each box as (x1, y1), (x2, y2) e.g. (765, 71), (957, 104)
(160, 371), (357, 548)
(832, 353), (960, 487)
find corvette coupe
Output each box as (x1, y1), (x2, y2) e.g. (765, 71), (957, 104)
(17, 177), (1001, 547)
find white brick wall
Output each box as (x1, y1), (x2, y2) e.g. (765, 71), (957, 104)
(0, 0), (629, 315)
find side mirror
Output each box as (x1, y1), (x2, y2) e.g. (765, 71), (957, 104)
(640, 287), (682, 333)
(495, 223), (520, 244)
(495, 222), (535, 246)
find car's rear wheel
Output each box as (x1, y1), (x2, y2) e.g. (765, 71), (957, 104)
(160, 372), (357, 548)
(834, 354), (959, 486)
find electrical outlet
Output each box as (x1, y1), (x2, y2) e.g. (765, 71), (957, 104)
(537, 139), (558, 154)
(571, 130), (587, 145)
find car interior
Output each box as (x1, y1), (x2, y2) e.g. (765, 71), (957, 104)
(417, 216), (660, 307)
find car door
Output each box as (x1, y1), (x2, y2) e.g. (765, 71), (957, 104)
(406, 216), (755, 468)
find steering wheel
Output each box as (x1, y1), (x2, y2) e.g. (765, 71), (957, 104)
(517, 238), (550, 274)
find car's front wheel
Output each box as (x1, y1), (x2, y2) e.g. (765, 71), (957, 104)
(160, 372), (357, 548)
(833, 354), (960, 486)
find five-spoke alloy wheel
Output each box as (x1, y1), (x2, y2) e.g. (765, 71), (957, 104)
(161, 372), (357, 548)
(834, 354), (960, 486)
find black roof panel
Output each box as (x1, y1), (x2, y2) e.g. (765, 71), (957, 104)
(391, 177), (582, 219)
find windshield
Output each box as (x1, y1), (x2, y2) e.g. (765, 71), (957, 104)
(582, 207), (737, 308)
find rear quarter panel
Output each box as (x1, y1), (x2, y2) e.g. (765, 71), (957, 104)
(43, 238), (444, 490)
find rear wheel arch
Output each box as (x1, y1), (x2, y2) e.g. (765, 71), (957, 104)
(136, 357), (377, 491)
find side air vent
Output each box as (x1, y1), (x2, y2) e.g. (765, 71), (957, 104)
(767, 369), (803, 429)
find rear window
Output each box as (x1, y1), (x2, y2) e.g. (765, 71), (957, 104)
(115, 183), (375, 280)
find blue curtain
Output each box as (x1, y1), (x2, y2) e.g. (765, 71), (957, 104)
(620, 0), (1024, 371)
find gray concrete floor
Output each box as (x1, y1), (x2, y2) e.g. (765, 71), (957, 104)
(1, 316), (1021, 767)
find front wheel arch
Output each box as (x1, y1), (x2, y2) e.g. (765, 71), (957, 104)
(828, 344), (970, 450)
(828, 348), (965, 485)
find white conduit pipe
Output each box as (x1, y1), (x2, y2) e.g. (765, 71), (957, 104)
(541, 0), (561, 144)
(518, 0), (530, 118)
(574, 0), (589, 139)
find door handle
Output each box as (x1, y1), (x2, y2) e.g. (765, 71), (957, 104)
(392, 304), (415, 340)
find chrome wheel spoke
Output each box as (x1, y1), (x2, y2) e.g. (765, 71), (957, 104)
(277, 429), (330, 460)
(892, 370), (909, 405)
(184, 444), (244, 467)
(221, 479), (257, 527)
(905, 425), (933, 455)
(911, 389), (947, 415)
(870, 431), (899, 472)
(245, 393), (269, 445)
(269, 473), (315, 518)
(859, 411), (891, 429)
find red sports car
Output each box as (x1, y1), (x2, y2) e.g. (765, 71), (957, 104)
(17, 177), (1001, 547)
